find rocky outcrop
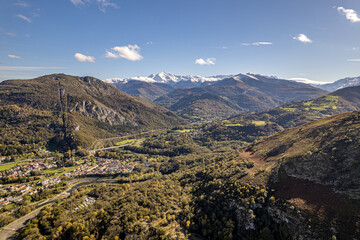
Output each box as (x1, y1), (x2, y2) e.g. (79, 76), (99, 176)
(228, 199), (320, 239)
(71, 100), (138, 126)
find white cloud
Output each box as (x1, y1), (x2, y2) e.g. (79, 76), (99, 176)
(352, 47), (359, 51)
(242, 42), (272, 46)
(293, 34), (312, 43)
(8, 55), (23, 59)
(347, 59), (360, 62)
(16, 14), (32, 23)
(70, 0), (85, 6)
(0, 28), (16, 37)
(337, 7), (360, 23)
(70, 0), (117, 12)
(105, 45), (143, 61)
(195, 58), (216, 65)
(5, 32), (16, 37)
(97, 0), (118, 12)
(253, 42), (272, 46)
(146, 41), (154, 45)
(0, 66), (63, 71)
(14, 1), (28, 7)
(105, 51), (118, 59)
(74, 53), (95, 63)
(289, 78), (331, 85)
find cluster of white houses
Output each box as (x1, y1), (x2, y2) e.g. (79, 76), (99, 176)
(0, 158), (135, 209)
(64, 158), (136, 177)
(0, 177), (61, 208)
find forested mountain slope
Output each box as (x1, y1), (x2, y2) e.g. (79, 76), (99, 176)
(0, 74), (183, 153)
(229, 85), (360, 129)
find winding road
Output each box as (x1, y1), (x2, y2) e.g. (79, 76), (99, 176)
(0, 138), (145, 239)
(0, 178), (107, 240)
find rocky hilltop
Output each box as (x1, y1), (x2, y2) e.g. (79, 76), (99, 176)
(245, 110), (360, 238)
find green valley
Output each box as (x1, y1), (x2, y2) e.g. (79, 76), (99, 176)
(1, 75), (360, 240)
(2, 1), (360, 239)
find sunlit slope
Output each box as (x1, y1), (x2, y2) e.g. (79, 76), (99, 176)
(0, 74), (183, 152)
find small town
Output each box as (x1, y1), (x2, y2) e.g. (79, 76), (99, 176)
(64, 158), (136, 177)
(0, 159), (57, 179)
(0, 157), (136, 209)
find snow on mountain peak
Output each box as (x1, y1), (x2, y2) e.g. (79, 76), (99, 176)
(104, 73), (360, 93)
(238, 73), (260, 80)
(148, 72), (178, 83)
(317, 76), (360, 91)
(105, 72), (232, 85)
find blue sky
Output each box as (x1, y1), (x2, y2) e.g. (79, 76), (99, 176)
(1, 0), (360, 83)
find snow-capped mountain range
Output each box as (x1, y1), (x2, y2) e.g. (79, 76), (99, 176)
(105, 72), (360, 93)
(312, 76), (360, 92)
(105, 72), (233, 87)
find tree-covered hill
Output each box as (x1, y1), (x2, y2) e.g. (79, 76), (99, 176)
(250, 110), (360, 199)
(229, 85), (360, 129)
(0, 74), (184, 153)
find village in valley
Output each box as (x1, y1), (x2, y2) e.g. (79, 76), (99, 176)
(0, 128), (198, 232)
(0, 156), (136, 209)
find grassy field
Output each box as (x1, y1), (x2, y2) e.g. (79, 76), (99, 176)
(224, 121), (266, 127)
(41, 168), (63, 174)
(280, 107), (296, 112)
(0, 162), (28, 171)
(115, 139), (138, 146)
(252, 121), (267, 126)
(52, 166), (79, 177)
(174, 129), (192, 133)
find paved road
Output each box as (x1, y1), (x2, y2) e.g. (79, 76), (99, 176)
(0, 178), (104, 240)
(0, 205), (45, 240)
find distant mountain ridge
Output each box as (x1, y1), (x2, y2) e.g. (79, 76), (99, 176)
(112, 80), (175, 101)
(107, 72), (233, 101)
(154, 73), (327, 121)
(314, 76), (360, 92)
(108, 73), (360, 101)
(291, 76), (360, 92)
(105, 72), (232, 88)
